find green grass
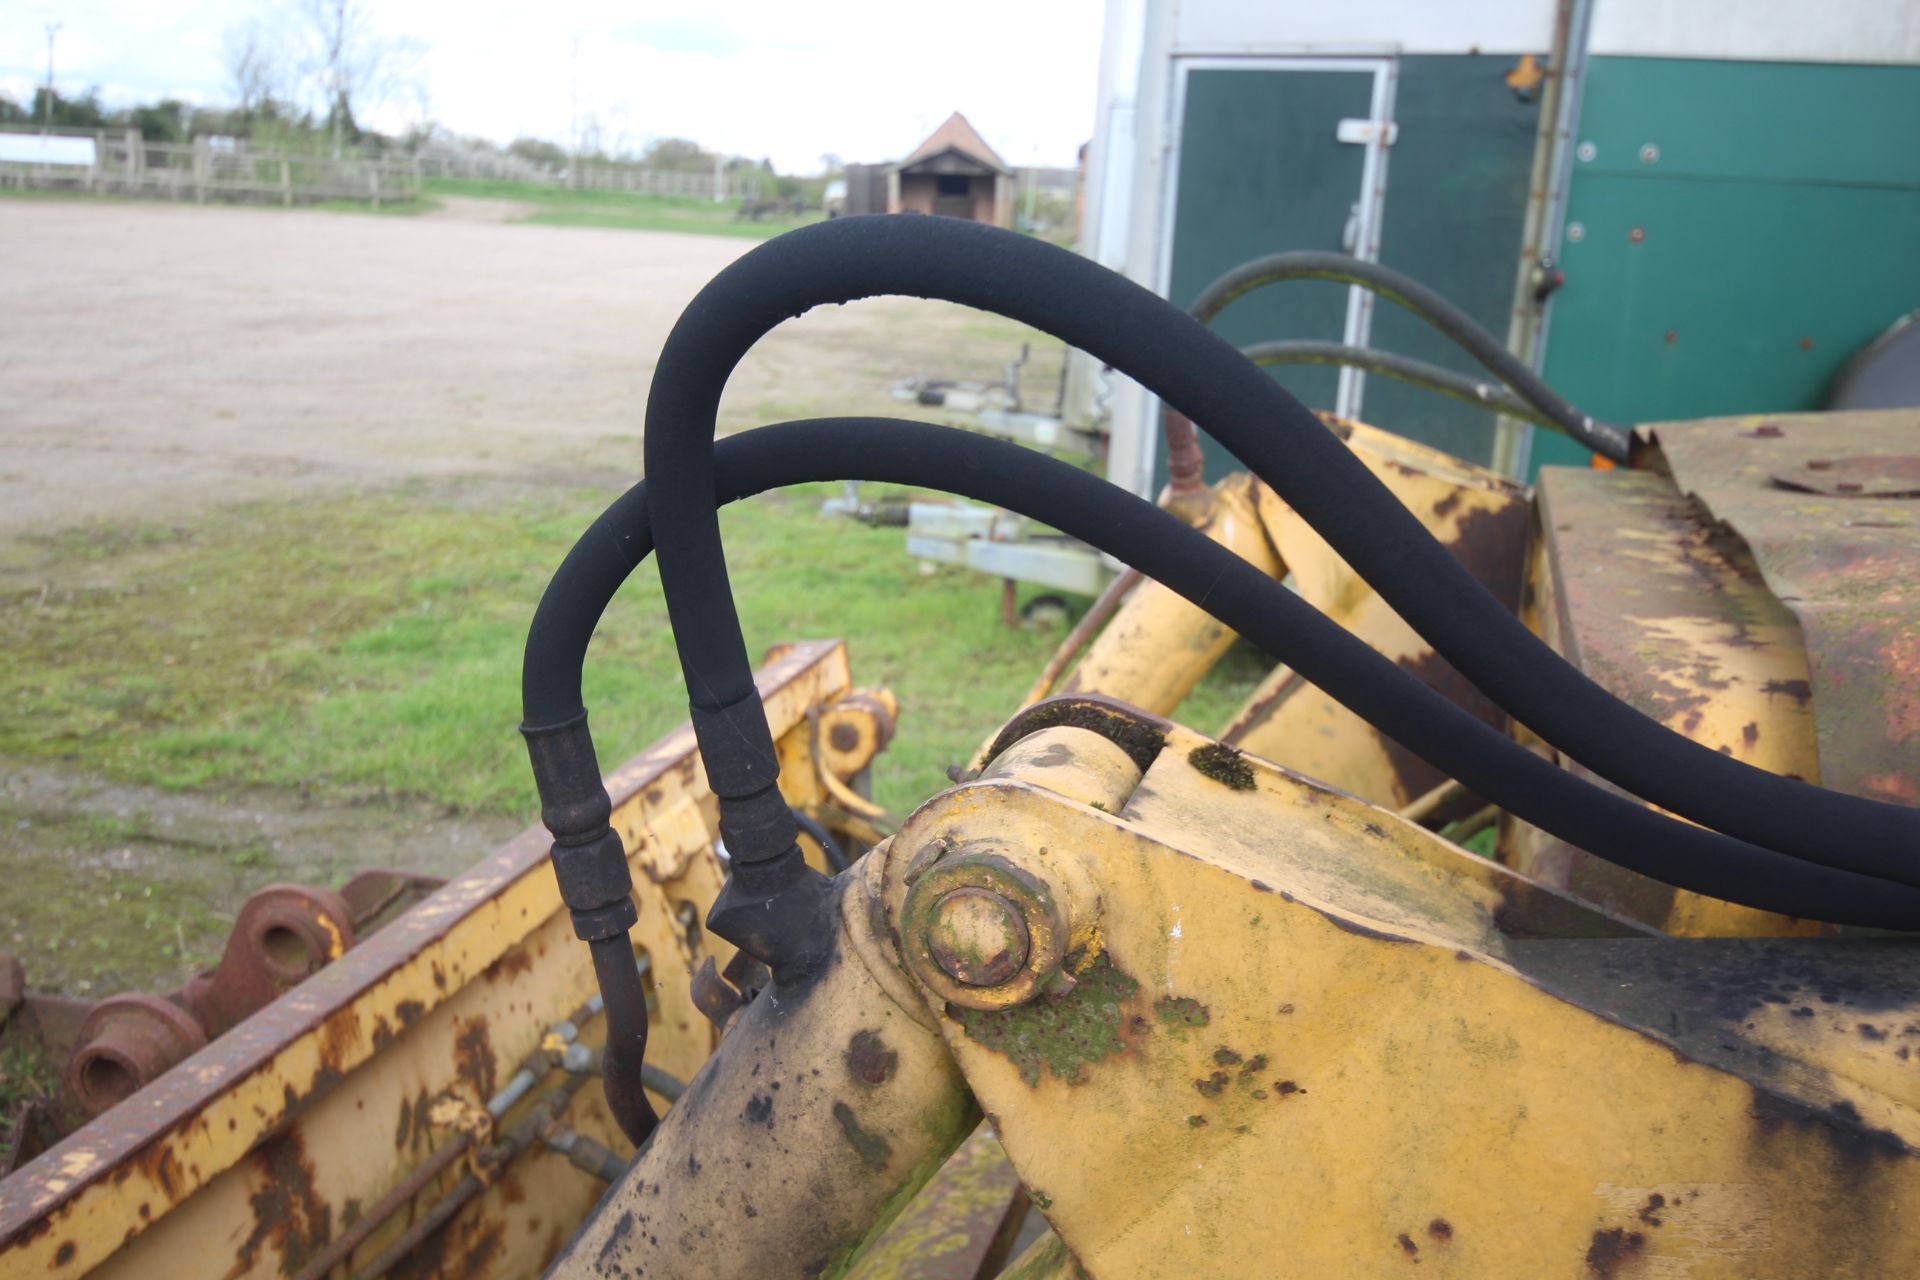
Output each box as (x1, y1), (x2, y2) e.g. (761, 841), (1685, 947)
(423, 177), (824, 239)
(2, 480), (1268, 822)
(0, 184), (438, 216)
(0, 1038), (58, 1165)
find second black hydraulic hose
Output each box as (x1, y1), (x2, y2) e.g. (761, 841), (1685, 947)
(638, 216), (1920, 890)
(531, 418), (1920, 929)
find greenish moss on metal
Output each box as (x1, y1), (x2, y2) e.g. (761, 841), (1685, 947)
(832, 1100), (892, 1170)
(952, 954), (1140, 1086)
(1186, 742), (1256, 791)
(1153, 994), (1210, 1031)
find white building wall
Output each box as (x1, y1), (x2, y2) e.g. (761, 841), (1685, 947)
(1173, 0), (1554, 54)
(1588, 0), (1920, 63)
(1073, 0), (1917, 496)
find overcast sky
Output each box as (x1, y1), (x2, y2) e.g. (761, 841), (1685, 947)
(0, 1), (1105, 172)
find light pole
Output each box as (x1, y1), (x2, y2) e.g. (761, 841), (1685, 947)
(42, 21), (63, 127)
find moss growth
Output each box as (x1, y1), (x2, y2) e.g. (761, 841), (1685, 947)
(1154, 994), (1210, 1031)
(952, 954), (1139, 1086)
(0, 1039), (57, 1166)
(1187, 741), (1256, 791)
(983, 702), (1166, 774)
(831, 1100), (891, 1170)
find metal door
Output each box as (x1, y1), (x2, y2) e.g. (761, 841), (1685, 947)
(1156, 57), (1396, 487)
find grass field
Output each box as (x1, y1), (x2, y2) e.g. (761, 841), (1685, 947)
(422, 177), (825, 238)
(1, 479), (1268, 826)
(0, 178), (823, 239)
(0, 195), (1260, 1002)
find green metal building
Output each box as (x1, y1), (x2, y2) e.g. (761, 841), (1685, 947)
(1075, 0), (1920, 486)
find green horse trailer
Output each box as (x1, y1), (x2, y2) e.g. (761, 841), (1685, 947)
(1076, 0), (1920, 486)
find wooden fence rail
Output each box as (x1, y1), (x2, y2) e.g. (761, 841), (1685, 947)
(0, 129), (767, 207)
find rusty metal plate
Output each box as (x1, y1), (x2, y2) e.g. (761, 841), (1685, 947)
(842, 1125), (1029, 1280)
(1771, 453), (1920, 498)
(1647, 409), (1920, 807)
(1509, 467), (1826, 935)
(0, 640), (854, 1277)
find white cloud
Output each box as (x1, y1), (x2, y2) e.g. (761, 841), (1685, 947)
(0, 0), (1103, 173)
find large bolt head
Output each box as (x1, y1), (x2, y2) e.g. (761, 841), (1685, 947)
(926, 887), (1030, 987)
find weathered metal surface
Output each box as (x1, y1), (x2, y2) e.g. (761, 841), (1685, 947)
(1502, 465), (1828, 936)
(1055, 471), (1282, 716)
(7, 873), (443, 1133)
(878, 719), (1920, 1277)
(546, 857), (980, 1280)
(1772, 453), (1920, 499)
(1225, 418), (1532, 809)
(1648, 409), (1920, 807)
(841, 1125), (1030, 1280)
(993, 1230), (1083, 1280)
(0, 640), (869, 1279)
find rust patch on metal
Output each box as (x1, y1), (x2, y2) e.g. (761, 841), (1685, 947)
(1771, 453), (1920, 498)
(451, 1017), (497, 1101)
(0, 639), (857, 1267)
(1585, 1227), (1645, 1275)
(1654, 412), (1920, 803)
(1396, 1233), (1419, 1258)
(233, 1129), (332, 1275)
(1428, 1219), (1453, 1242)
(846, 1030), (898, 1086)
(489, 946), (535, 982)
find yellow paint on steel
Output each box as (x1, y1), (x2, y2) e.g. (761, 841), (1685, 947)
(1502, 466), (1827, 937)
(1226, 420), (1528, 809)
(5, 641), (887, 1279)
(1055, 472), (1281, 717)
(548, 854), (980, 1280)
(881, 724), (1920, 1278)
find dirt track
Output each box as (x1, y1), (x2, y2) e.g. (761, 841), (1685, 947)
(0, 197), (1066, 993)
(0, 198), (1053, 541)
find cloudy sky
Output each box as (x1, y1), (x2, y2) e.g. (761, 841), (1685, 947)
(0, 0), (1105, 172)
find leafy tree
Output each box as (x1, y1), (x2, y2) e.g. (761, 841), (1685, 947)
(507, 137), (567, 169)
(123, 99), (189, 144)
(31, 87), (107, 128)
(640, 137), (708, 172)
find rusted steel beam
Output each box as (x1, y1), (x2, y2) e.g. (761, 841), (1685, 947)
(1648, 409), (1920, 809)
(1505, 465), (1827, 936)
(0, 639), (854, 1278)
(842, 1125), (1030, 1280)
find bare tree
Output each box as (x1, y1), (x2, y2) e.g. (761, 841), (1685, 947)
(294, 0), (423, 153)
(223, 21), (285, 115)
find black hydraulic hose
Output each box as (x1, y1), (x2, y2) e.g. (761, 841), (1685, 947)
(637, 217), (1920, 891)
(1239, 340), (1558, 429)
(524, 418), (1920, 929)
(1187, 249), (1632, 461)
(791, 806), (850, 874)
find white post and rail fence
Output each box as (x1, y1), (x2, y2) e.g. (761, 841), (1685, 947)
(0, 127), (768, 208)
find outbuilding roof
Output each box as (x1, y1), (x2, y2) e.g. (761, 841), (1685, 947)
(902, 112), (1009, 174)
